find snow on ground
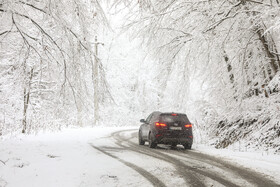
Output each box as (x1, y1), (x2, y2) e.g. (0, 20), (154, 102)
(1, 127), (280, 187)
(0, 127), (147, 187)
(193, 144), (280, 185)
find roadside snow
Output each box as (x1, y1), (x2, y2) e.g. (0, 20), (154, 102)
(0, 127), (148, 187)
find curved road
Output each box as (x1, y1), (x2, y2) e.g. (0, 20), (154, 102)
(91, 129), (279, 187)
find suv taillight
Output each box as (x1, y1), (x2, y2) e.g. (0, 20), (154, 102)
(185, 124), (192, 128)
(155, 122), (167, 127)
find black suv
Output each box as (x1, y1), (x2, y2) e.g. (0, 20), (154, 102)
(138, 112), (193, 149)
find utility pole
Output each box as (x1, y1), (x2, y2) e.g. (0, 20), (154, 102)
(93, 36), (104, 125)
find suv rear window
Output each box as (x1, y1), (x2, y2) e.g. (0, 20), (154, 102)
(160, 114), (189, 123)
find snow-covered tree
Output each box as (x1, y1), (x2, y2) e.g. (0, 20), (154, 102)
(0, 0), (110, 134)
(113, 0), (280, 151)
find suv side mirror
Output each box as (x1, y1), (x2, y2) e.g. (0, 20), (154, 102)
(140, 119), (146, 123)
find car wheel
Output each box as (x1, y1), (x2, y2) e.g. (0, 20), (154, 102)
(183, 143), (192, 150)
(148, 132), (157, 148)
(171, 143), (177, 148)
(138, 130), (145, 145)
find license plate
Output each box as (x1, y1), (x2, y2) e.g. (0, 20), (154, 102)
(170, 126), (182, 130)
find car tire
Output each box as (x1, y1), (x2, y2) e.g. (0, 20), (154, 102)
(171, 143), (177, 148)
(148, 132), (157, 148)
(183, 143), (192, 150)
(138, 130), (145, 145)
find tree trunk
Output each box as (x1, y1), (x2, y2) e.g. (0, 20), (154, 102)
(256, 28), (279, 78)
(22, 68), (33, 133)
(223, 50), (238, 99)
(93, 38), (99, 126)
(224, 51), (235, 85)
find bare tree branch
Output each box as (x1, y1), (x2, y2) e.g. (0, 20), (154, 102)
(0, 30), (9, 36)
(17, 1), (89, 50)
(0, 159), (8, 165)
(204, 1), (243, 33)
(246, 0), (274, 6)
(157, 27), (192, 36)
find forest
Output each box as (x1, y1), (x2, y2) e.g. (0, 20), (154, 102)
(0, 0), (280, 153)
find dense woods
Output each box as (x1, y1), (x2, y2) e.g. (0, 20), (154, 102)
(0, 0), (111, 134)
(1, 0), (279, 152)
(118, 0), (280, 152)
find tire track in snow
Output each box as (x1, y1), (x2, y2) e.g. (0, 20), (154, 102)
(90, 144), (166, 187)
(111, 131), (207, 187)
(113, 130), (238, 187)
(123, 130), (279, 187)
(166, 148), (280, 187)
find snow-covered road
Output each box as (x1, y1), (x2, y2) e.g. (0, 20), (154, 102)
(0, 127), (280, 187)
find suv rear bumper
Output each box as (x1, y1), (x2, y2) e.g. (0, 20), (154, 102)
(157, 137), (193, 145)
(154, 132), (193, 145)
